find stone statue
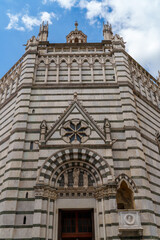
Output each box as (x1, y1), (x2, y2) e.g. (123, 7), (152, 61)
(104, 118), (111, 142)
(40, 120), (47, 142)
(83, 172), (88, 188)
(73, 168), (80, 188)
(64, 171), (68, 188)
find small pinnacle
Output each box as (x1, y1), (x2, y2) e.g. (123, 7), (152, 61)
(74, 92), (78, 100)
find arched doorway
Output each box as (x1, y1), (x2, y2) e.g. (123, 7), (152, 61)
(34, 147), (115, 240)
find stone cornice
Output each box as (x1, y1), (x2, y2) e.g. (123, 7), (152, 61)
(38, 144), (114, 150)
(34, 183), (117, 200)
(39, 52), (112, 57)
(45, 42), (107, 47)
(1, 81), (160, 114)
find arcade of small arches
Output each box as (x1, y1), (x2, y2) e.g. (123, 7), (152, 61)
(36, 147), (137, 210)
(36, 55), (113, 68)
(35, 56), (115, 83)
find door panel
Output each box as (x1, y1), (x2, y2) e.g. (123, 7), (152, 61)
(60, 210), (94, 240)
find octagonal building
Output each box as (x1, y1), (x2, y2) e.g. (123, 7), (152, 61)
(0, 22), (160, 240)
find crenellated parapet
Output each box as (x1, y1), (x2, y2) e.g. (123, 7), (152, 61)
(0, 57), (23, 104)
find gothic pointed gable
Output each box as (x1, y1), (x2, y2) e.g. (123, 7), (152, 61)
(45, 93), (106, 143)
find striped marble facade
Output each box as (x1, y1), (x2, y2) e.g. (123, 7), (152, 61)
(0, 23), (160, 240)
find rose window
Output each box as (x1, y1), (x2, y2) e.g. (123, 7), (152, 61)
(61, 119), (91, 144)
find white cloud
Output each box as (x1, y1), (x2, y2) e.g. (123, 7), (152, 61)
(6, 13), (25, 31)
(40, 12), (56, 23)
(6, 11), (56, 31)
(79, 0), (160, 77)
(22, 15), (40, 30)
(5, 0), (160, 76)
(42, 0), (77, 9)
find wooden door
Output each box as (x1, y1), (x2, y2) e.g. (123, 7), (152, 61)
(59, 209), (94, 240)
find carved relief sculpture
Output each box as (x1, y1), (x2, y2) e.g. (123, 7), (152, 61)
(83, 172), (88, 188)
(73, 168), (80, 188)
(104, 118), (111, 142)
(63, 171), (68, 188)
(40, 120), (47, 143)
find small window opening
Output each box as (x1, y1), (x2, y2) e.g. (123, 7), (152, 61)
(26, 192), (28, 198)
(23, 216), (26, 224)
(75, 38), (78, 43)
(32, 109), (35, 114)
(116, 181), (134, 209)
(30, 141), (33, 150)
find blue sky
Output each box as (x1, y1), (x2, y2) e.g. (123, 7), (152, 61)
(0, 0), (160, 79)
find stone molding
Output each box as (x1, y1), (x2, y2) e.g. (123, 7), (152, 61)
(35, 183), (117, 200)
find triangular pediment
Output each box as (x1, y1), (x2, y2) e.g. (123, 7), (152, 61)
(46, 96), (105, 143)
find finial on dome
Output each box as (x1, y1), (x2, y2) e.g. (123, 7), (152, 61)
(66, 22), (87, 43)
(75, 21), (78, 30)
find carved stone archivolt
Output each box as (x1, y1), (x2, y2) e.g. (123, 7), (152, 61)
(60, 119), (91, 144)
(36, 146), (116, 199)
(38, 147), (113, 186)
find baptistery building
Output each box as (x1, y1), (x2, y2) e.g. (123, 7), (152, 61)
(0, 22), (160, 240)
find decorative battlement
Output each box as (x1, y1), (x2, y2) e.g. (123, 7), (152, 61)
(0, 55), (24, 84)
(38, 21), (48, 41)
(103, 22), (113, 41)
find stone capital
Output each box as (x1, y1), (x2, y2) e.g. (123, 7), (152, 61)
(95, 183), (117, 200)
(34, 185), (57, 200)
